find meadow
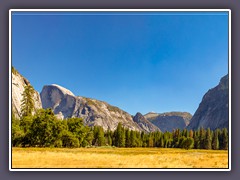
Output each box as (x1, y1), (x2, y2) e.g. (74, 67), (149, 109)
(12, 147), (228, 169)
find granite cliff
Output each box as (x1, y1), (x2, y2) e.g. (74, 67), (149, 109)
(133, 112), (160, 132)
(187, 75), (229, 130)
(144, 112), (192, 132)
(40, 84), (154, 132)
(11, 68), (42, 118)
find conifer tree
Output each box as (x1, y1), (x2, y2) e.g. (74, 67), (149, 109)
(181, 137), (194, 150)
(189, 130), (193, 138)
(114, 123), (125, 147)
(97, 126), (105, 146)
(173, 129), (180, 148)
(93, 126), (105, 146)
(194, 129), (201, 149)
(199, 127), (206, 149)
(136, 131), (142, 147)
(221, 128), (228, 150)
(130, 130), (137, 147)
(148, 136), (154, 147)
(204, 128), (212, 149)
(105, 129), (112, 146)
(21, 84), (35, 117)
(212, 129), (219, 150)
(125, 129), (131, 147)
(160, 135), (164, 148)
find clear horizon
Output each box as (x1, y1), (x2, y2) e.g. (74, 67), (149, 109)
(12, 11), (229, 115)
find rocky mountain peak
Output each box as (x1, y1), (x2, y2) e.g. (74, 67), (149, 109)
(40, 84), (77, 119)
(40, 84), (145, 132)
(133, 112), (145, 122)
(133, 112), (160, 132)
(51, 84), (75, 96)
(144, 112), (192, 132)
(187, 74), (229, 130)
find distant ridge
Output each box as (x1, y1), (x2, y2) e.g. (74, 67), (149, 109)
(144, 112), (192, 132)
(40, 84), (158, 132)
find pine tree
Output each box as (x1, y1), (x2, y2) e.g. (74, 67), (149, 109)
(160, 135), (164, 148)
(21, 84), (35, 117)
(221, 128), (228, 150)
(93, 126), (105, 146)
(130, 130), (137, 147)
(173, 129), (180, 148)
(204, 128), (212, 149)
(181, 137), (194, 150)
(114, 123), (125, 147)
(148, 136), (154, 147)
(97, 126), (105, 146)
(125, 129), (131, 147)
(136, 131), (142, 147)
(212, 129), (219, 150)
(199, 127), (206, 149)
(194, 129), (201, 149)
(189, 130), (193, 138)
(106, 129), (112, 146)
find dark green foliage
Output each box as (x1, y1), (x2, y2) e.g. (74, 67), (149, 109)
(189, 130), (193, 138)
(125, 129), (131, 147)
(20, 115), (33, 133)
(21, 85), (35, 117)
(93, 126), (105, 146)
(106, 130), (113, 146)
(54, 139), (63, 148)
(27, 109), (59, 147)
(204, 128), (212, 150)
(199, 127), (206, 149)
(220, 128), (228, 150)
(160, 136), (164, 148)
(12, 108), (229, 150)
(148, 136), (154, 147)
(181, 137), (194, 150)
(62, 131), (80, 148)
(194, 130), (201, 149)
(212, 130), (219, 150)
(130, 130), (137, 147)
(67, 117), (89, 146)
(12, 113), (24, 147)
(113, 123), (125, 147)
(172, 129), (180, 148)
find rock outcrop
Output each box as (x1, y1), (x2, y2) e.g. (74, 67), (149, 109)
(144, 112), (192, 132)
(40, 84), (143, 131)
(12, 67), (42, 118)
(133, 112), (160, 132)
(187, 75), (229, 130)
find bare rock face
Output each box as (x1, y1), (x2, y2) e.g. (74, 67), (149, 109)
(40, 84), (143, 131)
(144, 112), (192, 132)
(133, 112), (160, 132)
(12, 68), (42, 118)
(187, 75), (229, 130)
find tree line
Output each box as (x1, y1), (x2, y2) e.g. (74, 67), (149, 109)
(12, 108), (228, 150)
(12, 85), (228, 150)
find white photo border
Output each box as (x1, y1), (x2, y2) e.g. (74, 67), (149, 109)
(9, 9), (231, 171)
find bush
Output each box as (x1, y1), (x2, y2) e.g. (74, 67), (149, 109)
(181, 137), (194, 150)
(62, 132), (80, 148)
(54, 139), (63, 148)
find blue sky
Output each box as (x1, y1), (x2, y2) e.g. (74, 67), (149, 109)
(12, 11), (229, 115)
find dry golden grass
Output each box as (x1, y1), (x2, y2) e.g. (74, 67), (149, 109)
(12, 147), (228, 169)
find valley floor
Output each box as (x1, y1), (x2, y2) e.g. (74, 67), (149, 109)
(12, 147), (228, 169)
